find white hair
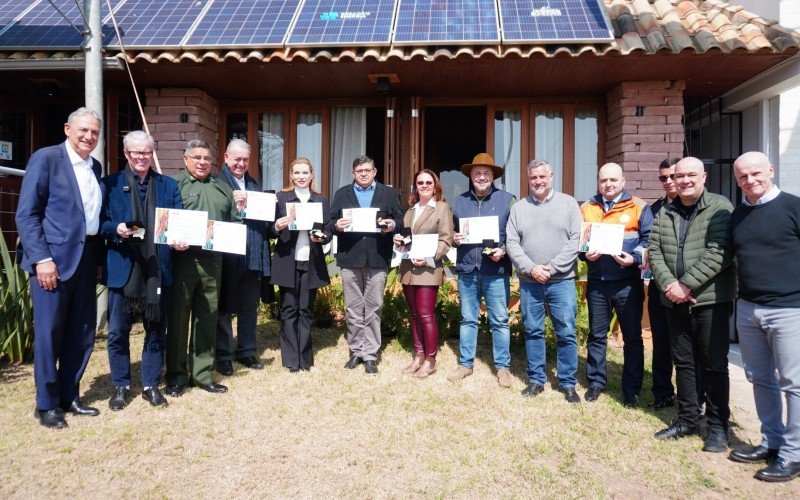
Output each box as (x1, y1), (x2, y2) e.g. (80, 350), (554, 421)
(226, 138), (250, 154)
(123, 130), (155, 150)
(67, 107), (103, 128)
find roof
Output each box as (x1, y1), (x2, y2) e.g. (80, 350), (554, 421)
(0, 0), (796, 65)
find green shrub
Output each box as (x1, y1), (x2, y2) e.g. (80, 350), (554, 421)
(0, 229), (34, 362)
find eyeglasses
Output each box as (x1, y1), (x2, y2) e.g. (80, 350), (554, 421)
(416, 180), (434, 186)
(658, 174), (674, 182)
(126, 150), (153, 158)
(353, 168), (375, 175)
(186, 155), (213, 163)
(673, 172), (700, 181)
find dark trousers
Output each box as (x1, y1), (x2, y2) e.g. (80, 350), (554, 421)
(107, 287), (169, 388)
(666, 302), (731, 429)
(648, 281), (675, 400)
(279, 261), (317, 369)
(402, 284), (439, 358)
(216, 270), (261, 362)
(31, 244), (97, 410)
(586, 278), (644, 395)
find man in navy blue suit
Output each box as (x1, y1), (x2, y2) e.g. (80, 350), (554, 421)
(100, 131), (184, 411)
(16, 108), (104, 429)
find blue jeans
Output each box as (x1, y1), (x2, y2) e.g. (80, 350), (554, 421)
(457, 272), (511, 369)
(520, 279), (578, 388)
(586, 278), (644, 395)
(107, 287), (169, 388)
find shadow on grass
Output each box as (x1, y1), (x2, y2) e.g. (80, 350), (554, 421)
(0, 360), (30, 384)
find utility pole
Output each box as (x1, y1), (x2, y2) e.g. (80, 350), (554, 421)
(84, 0), (104, 172)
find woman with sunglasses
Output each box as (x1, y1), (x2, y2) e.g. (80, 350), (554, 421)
(393, 169), (454, 378)
(270, 158), (333, 372)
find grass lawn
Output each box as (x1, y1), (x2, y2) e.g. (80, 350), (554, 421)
(1, 313), (798, 498)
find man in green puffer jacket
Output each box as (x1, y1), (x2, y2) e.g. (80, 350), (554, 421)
(648, 156), (737, 454)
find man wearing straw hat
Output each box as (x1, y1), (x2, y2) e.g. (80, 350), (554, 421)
(447, 153), (516, 387)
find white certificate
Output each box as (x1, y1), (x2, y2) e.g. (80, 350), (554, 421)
(237, 191), (277, 222)
(286, 202), (323, 231)
(154, 207), (208, 246)
(579, 222), (625, 255)
(459, 216), (500, 245)
(203, 220), (247, 255)
(343, 207), (379, 233)
(406, 233), (438, 259)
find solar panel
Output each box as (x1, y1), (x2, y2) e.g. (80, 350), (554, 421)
(498, 0), (613, 43)
(185, 0), (299, 48)
(286, 0), (397, 47)
(392, 0), (500, 45)
(104, 0), (209, 48)
(0, 0), (110, 49)
(0, 0), (39, 34)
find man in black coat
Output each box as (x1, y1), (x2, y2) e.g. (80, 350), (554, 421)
(331, 155), (403, 374)
(215, 139), (272, 375)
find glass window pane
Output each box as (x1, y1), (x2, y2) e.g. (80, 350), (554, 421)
(258, 113), (285, 192)
(534, 111), (564, 192)
(574, 110), (599, 201)
(296, 113), (322, 189)
(226, 113), (248, 142)
(494, 110), (522, 199)
(330, 107), (366, 192)
(0, 111), (27, 170)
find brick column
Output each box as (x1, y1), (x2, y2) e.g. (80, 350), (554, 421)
(143, 88), (219, 175)
(605, 81), (685, 201)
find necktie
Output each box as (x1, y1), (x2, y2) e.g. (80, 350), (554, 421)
(606, 200), (615, 211)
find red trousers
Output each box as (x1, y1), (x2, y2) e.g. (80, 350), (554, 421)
(402, 285), (439, 357)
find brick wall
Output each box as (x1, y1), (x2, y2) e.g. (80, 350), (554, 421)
(605, 81), (685, 201)
(143, 88), (219, 175)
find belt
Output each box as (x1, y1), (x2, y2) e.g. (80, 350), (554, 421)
(85, 234), (99, 243)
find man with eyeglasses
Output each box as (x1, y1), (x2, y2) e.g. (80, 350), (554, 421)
(214, 139), (272, 377)
(579, 163), (653, 407)
(166, 139), (239, 397)
(648, 156), (736, 453)
(447, 153), (516, 388)
(331, 155), (403, 374)
(506, 159), (583, 403)
(100, 130), (183, 410)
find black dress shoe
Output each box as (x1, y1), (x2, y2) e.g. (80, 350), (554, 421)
(623, 393), (640, 408)
(521, 383), (545, 397)
(729, 444), (780, 464)
(34, 408), (67, 429)
(654, 419), (698, 440)
(364, 360), (378, 374)
(648, 395), (676, 409)
(560, 387), (581, 404)
(585, 387), (602, 402)
(238, 356), (264, 370)
(64, 400), (99, 416)
(166, 384), (185, 397)
(216, 360), (234, 376)
(703, 426), (728, 453)
(288, 367), (301, 373)
(344, 355), (363, 369)
(108, 387), (129, 411)
(142, 387), (168, 407)
(195, 382), (228, 393)
(755, 457), (800, 482)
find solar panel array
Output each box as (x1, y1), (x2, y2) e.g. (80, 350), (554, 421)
(287, 0), (397, 47)
(393, 0), (500, 45)
(185, 0), (297, 48)
(0, 0), (613, 49)
(499, 0), (613, 43)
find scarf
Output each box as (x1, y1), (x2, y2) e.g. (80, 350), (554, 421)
(122, 167), (162, 323)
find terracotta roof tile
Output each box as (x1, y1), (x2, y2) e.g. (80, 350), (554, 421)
(1, 1), (797, 64)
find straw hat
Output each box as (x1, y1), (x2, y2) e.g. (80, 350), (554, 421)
(460, 153), (504, 178)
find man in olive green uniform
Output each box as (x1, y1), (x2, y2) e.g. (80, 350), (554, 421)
(166, 140), (239, 397)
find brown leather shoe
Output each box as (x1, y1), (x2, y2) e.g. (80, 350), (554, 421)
(497, 368), (514, 388)
(447, 365), (473, 382)
(402, 354), (425, 374)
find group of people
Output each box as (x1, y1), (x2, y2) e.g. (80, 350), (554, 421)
(15, 108), (800, 482)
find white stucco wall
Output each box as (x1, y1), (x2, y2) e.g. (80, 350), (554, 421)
(778, 1), (800, 194)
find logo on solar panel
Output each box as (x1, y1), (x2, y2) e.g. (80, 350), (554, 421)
(530, 6), (563, 17)
(320, 11), (371, 21)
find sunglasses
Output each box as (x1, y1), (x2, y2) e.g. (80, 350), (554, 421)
(416, 180), (434, 186)
(658, 174), (675, 182)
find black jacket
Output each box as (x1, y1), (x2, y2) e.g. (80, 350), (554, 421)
(330, 182), (403, 269)
(269, 189), (333, 289)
